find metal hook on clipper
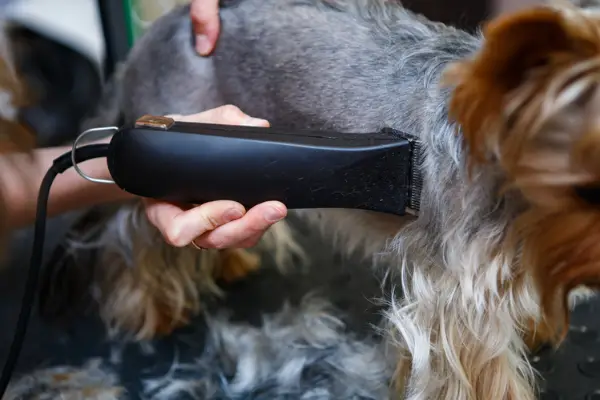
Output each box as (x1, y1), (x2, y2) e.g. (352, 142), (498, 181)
(71, 126), (119, 184)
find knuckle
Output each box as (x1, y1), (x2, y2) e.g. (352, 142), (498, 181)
(199, 212), (221, 231)
(190, 0), (205, 14)
(219, 105), (243, 120)
(191, 0), (217, 14)
(164, 226), (186, 247)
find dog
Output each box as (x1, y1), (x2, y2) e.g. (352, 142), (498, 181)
(36, 0), (600, 398)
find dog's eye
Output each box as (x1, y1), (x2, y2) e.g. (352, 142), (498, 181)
(575, 185), (600, 205)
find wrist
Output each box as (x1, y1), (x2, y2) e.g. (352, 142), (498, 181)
(0, 137), (133, 228)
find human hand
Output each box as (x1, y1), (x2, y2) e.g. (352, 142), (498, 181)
(190, 0), (220, 55)
(144, 105), (287, 249)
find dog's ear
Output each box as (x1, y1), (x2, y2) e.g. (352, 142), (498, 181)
(443, 6), (600, 163)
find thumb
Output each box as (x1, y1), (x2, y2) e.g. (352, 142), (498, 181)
(169, 105), (270, 127)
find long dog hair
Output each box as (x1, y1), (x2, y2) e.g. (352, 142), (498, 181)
(444, 0), (600, 344)
(39, 0), (600, 398)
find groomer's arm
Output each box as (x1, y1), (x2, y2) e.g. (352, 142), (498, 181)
(0, 137), (130, 228)
(0, 106), (287, 250)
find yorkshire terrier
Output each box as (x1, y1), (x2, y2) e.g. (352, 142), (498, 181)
(37, 0), (600, 398)
(444, 0), (600, 348)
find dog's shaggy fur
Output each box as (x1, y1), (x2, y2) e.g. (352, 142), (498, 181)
(64, 201), (306, 341)
(142, 295), (391, 400)
(6, 296), (391, 400)
(3, 358), (123, 400)
(445, 0), (600, 343)
(39, 0), (600, 398)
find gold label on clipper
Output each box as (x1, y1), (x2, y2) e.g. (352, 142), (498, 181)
(135, 115), (175, 130)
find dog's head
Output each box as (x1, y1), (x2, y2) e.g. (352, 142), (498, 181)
(443, 1), (600, 342)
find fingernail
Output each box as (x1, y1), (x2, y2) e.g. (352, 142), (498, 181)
(224, 208), (244, 222)
(241, 117), (269, 127)
(195, 34), (211, 55)
(265, 206), (285, 223)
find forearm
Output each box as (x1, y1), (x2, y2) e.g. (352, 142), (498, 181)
(0, 140), (133, 229)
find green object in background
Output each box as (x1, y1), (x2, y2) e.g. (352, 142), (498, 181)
(122, 0), (184, 47)
(123, 0), (136, 47)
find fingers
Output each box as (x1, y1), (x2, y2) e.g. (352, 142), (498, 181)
(144, 198), (246, 247)
(190, 0), (220, 56)
(145, 106), (281, 250)
(168, 105), (270, 127)
(145, 199), (287, 249)
(193, 201), (287, 249)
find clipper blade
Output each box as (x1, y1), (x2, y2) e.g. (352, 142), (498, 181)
(407, 135), (423, 215)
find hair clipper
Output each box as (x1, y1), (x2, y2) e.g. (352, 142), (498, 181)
(106, 115), (421, 216)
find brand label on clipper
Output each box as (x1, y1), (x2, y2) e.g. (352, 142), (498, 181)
(135, 115), (175, 130)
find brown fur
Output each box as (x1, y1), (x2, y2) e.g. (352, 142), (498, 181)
(0, 43), (36, 261)
(0, 38), (35, 153)
(214, 248), (261, 283)
(98, 227), (264, 340)
(443, 3), (600, 343)
(97, 206), (305, 340)
(522, 316), (559, 351)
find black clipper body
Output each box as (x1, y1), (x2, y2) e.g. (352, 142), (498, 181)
(107, 115), (418, 216)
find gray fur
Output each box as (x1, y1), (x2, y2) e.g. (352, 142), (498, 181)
(114, 0), (493, 263)
(142, 295), (392, 400)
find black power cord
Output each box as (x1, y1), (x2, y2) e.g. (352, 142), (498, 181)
(0, 143), (110, 397)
